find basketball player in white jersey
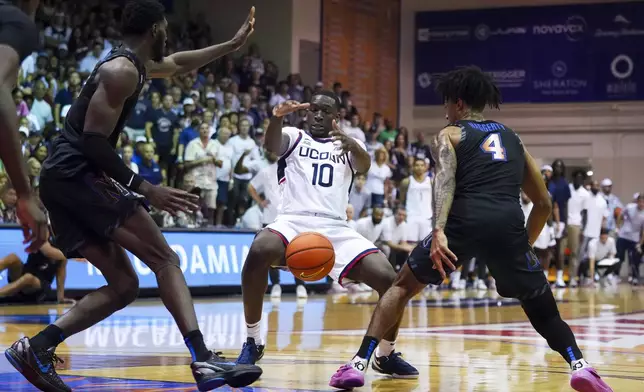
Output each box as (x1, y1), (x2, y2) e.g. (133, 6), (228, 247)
(236, 92), (419, 383)
(399, 158), (433, 241)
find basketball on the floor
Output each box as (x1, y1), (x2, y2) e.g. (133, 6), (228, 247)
(286, 232), (335, 281)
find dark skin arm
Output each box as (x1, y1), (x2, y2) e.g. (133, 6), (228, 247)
(0, 45), (48, 252)
(146, 8), (255, 78)
(84, 58), (198, 213)
(331, 120), (370, 174)
(522, 146), (553, 245)
(267, 100), (310, 155)
(428, 126), (461, 279)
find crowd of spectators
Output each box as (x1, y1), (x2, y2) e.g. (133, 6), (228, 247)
(0, 0), (435, 231)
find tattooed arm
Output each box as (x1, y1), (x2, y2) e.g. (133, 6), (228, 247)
(430, 126), (461, 231)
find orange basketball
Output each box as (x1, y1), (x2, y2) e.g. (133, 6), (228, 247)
(286, 232), (335, 282)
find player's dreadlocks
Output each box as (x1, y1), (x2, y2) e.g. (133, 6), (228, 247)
(434, 66), (502, 111)
(121, 0), (165, 36)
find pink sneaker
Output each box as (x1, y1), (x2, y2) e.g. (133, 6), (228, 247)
(570, 368), (613, 392)
(329, 364), (365, 390)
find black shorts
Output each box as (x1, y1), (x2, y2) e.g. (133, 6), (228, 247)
(40, 170), (145, 255)
(0, 4), (39, 63)
(407, 230), (549, 300)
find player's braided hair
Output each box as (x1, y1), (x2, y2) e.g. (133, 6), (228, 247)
(121, 0), (165, 36)
(434, 66), (502, 111)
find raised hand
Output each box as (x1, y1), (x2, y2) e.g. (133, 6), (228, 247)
(330, 119), (360, 154)
(16, 196), (48, 253)
(144, 185), (200, 215)
(231, 6), (256, 50)
(272, 100), (309, 117)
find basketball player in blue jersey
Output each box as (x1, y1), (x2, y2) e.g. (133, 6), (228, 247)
(0, 0), (48, 253)
(332, 67), (613, 392)
(5, 1), (262, 391)
(235, 93), (419, 385)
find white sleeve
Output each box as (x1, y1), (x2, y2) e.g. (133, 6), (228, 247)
(281, 126), (302, 156)
(587, 239), (598, 259)
(184, 141), (198, 161)
(250, 168), (265, 194)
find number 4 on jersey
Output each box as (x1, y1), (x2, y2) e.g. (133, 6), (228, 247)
(480, 133), (507, 161)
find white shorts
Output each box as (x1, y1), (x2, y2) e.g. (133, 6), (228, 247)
(201, 188), (217, 209)
(406, 216), (432, 242)
(266, 214), (379, 286)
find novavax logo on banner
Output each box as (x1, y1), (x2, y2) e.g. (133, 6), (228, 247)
(533, 15), (587, 41)
(533, 60), (588, 97)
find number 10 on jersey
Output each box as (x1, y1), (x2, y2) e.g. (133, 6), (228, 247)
(311, 163), (334, 187)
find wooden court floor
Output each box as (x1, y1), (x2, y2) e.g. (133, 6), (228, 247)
(1, 286), (644, 391)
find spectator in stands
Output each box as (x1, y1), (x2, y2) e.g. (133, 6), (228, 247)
(600, 178), (623, 234)
(79, 39), (105, 76)
(138, 143), (163, 186)
(349, 174), (370, 220)
(356, 207), (385, 245)
(30, 80), (54, 131)
(549, 159), (570, 287)
(580, 228), (618, 287)
(122, 145), (139, 174)
(390, 133), (409, 183)
(366, 148), (392, 206)
(580, 180), (609, 274)
(566, 170), (590, 287)
(380, 207), (414, 270)
(269, 81), (290, 108)
(209, 128), (232, 226)
(184, 122), (223, 226)
(0, 184), (18, 224)
(146, 94), (181, 172)
(54, 71), (81, 129)
(229, 118), (259, 221)
(616, 194), (644, 286)
(343, 113), (364, 142)
(14, 89), (29, 118)
(364, 131), (383, 161)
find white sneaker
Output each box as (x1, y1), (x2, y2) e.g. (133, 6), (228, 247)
(358, 283), (372, 292)
(328, 281), (348, 294)
(488, 278), (496, 291)
(555, 278), (566, 288)
(474, 279), (487, 290)
(569, 278), (578, 288)
(296, 285), (308, 298)
(270, 284), (282, 298)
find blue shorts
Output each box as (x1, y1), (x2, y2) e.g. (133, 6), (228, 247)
(216, 180), (229, 205)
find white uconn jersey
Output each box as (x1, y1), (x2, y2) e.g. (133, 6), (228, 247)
(278, 127), (361, 220)
(406, 175), (433, 220)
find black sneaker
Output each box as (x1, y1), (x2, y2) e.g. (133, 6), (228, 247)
(371, 351), (419, 379)
(236, 337), (265, 365)
(4, 337), (70, 392)
(192, 351), (262, 391)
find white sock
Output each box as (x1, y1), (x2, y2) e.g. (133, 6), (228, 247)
(544, 270), (549, 278)
(350, 355), (369, 373)
(571, 358), (590, 371)
(246, 321), (262, 345)
(375, 339), (395, 357)
(557, 270), (564, 280)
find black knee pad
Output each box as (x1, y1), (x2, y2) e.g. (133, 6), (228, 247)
(520, 288), (560, 324)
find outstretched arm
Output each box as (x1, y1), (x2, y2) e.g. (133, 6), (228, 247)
(430, 126), (460, 231)
(146, 8), (255, 78)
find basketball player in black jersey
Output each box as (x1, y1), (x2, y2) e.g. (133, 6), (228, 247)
(0, 0), (48, 254)
(5, 1), (262, 391)
(331, 67), (613, 392)
(0, 240), (73, 304)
